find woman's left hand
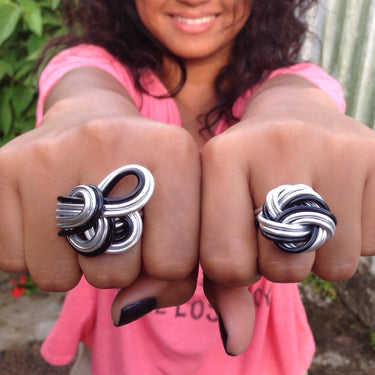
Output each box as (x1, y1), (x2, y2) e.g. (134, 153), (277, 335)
(199, 75), (375, 355)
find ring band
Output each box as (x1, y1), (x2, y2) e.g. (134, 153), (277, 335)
(56, 165), (154, 257)
(256, 184), (336, 253)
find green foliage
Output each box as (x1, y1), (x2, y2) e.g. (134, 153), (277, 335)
(0, 0), (65, 145)
(303, 273), (337, 300)
(369, 330), (375, 352)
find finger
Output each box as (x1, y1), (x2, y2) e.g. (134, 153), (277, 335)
(75, 159), (143, 288)
(244, 125), (318, 282)
(54, 135), (147, 288)
(256, 204), (316, 283)
(200, 130), (315, 285)
(15, 126), (99, 291)
(257, 236), (316, 282)
(79, 126), (201, 286)
(204, 277), (255, 356)
(21, 194), (82, 291)
(311, 177), (362, 281)
(361, 164), (375, 256)
(200, 137), (260, 286)
(79, 246), (142, 289)
(142, 128), (201, 280)
(111, 269), (198, 326)
(0, 152), (26, 272)
(19, 160), (82, 291)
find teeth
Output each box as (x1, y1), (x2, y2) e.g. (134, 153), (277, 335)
(174, 15), (216, 25)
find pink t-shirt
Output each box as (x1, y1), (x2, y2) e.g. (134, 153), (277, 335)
(38, 45), (346, 375)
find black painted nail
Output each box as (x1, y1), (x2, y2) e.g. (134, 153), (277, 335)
(115, 297), (157, 327)
(218, 315), (235, 356)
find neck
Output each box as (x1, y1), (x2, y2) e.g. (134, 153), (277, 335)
(161, 52), (226, 94)
(159, 55), (227, 147)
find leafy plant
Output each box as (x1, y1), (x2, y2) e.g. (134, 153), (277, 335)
(0, 0), (66, 145)
(302, 273), (337, 300)
(369, 330), (375, 352)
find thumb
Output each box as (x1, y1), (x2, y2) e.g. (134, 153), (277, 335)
(111, 270), (197, 326)
(204, 277), (255, 356)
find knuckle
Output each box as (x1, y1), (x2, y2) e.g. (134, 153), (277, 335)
(145, 258), (196, 281)
(0, 146), (17, 179)
(75, 119), (134, 157)
(10, 136), (63, 173)
(200, 134), (232, 167)
(0, 258), (27, 274)
(157, 126), (199, 166)
(79, 117), (112, 138)
(258, 254), (312, 283)
(1, 130), (59, 175)
(314, 261), (358, 282)
(202, 256), (255, 286)
(77, 119), (119, 151)
(28, 140), (58, 166)
(33, 274), (79, 292)
(262, 266), (311, 283)
(84, 266), (139, 289)
(261, 120), (308, 152)
(361, 235), (375, 256)
(361, 247), (375, 257)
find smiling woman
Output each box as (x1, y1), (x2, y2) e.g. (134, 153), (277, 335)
(41, 0), (317, 136)
(3, 0), (374, 374)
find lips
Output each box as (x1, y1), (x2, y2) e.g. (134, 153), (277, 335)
(172, 15), (217, 26)
(170, 13), (218, 33)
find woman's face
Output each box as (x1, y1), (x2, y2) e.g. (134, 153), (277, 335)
(135, 0), (252, 63)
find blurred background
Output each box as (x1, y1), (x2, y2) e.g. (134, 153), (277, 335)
(301, 0), (375, 129)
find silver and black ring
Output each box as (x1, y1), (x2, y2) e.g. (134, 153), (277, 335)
(256, 184), (336, 253)
(56, 165), (154, 257)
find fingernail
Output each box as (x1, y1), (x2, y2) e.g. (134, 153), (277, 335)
(218, 315), (235, 356)
(115, 297), (157, 327)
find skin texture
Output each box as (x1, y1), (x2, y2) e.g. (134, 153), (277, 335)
(1, 0), (375, 356)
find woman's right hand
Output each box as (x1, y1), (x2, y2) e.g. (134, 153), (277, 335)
(0, 68), (201, 323)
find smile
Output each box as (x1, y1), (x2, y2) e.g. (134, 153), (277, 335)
(172, 15), (217, 26)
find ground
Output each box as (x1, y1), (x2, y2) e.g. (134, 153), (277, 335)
(300, 282), (375, 375)
(0, 270), (374, 375)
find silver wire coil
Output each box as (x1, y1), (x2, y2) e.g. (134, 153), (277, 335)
(56, 165), (154, 256)
(257, 184), (336, 253)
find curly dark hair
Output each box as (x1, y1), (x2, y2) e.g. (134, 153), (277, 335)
(42, 0), (318, 136)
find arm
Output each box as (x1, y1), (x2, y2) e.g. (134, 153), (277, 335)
(43, 67), (140, 116)
(0, 66), (201, 322)
(200, 73), (375, 354)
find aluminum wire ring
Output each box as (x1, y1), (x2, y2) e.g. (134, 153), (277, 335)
(256, 184), (337, 253)
(56, 165), (154, 257)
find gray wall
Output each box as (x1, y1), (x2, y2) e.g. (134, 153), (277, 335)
(301, 0), (375, 129)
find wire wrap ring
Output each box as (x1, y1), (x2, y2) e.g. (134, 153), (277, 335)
(56, 165), (154, 257)
(257, 184), (336, 253)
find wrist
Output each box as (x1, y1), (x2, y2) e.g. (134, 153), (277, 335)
(41, 90), (140, 128)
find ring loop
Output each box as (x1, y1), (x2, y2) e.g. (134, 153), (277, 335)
(56, 165), (154, 257)
(256, 184), (336, 253)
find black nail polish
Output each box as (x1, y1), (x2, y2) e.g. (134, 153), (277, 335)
(218, 315), (235, 356)
(116, 297), (157, 327)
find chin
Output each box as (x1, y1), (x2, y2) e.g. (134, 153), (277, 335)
(172, 46), (227, 63)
